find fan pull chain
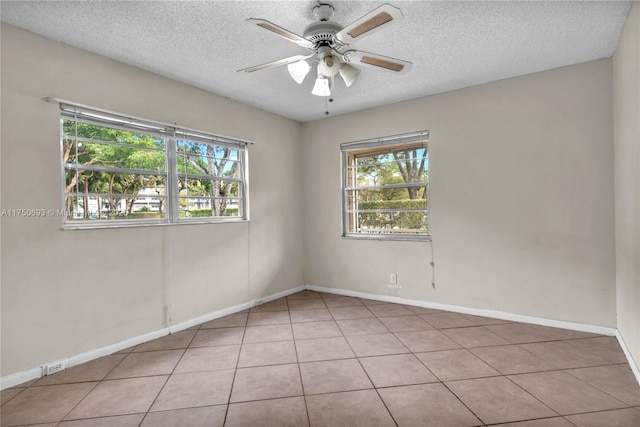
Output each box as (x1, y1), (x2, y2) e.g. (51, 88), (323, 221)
(325, 97), (333, 116)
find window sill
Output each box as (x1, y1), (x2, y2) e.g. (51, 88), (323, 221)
(342, 233), (430, 242)
(62, 218), (248, 230)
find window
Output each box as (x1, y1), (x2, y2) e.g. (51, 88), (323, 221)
(58, 101), (249, 228)
(341, 131), (429, 240)
(175, 135), (244, 219)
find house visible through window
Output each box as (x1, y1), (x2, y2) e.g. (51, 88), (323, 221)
(341, 131), (429, 240)
(59, 102), (249, 227)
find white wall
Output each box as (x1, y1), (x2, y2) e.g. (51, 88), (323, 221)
(0, 24), (304, 377)
(614, 1), (640, 369)
(302, 59), (616, 328)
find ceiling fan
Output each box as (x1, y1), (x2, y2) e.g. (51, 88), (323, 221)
(238, 2), (413, 97)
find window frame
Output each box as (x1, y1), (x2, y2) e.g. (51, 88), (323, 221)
(340, 131), (430, 241)
(55, 99), (251, 229)
(172, 133), (247, 224)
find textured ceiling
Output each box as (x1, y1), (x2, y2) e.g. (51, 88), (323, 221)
(1, 1), (632, 122)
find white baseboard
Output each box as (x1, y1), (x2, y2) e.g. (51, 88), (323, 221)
(0, 285), (305, 391)
(304, 284), (617, 337)
(166, 285), (304, 334)
(0, 367), (42, 391)
(616, 331), (640, 386)
(260, 285), (306, 304)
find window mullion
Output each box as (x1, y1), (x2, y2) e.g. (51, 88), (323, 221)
(167, 136), (178, 223)
(239, 148), (247, 219)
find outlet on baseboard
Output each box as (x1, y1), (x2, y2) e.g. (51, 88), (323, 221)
(254, 299), (263, 307)
(42, 360), (66, 376)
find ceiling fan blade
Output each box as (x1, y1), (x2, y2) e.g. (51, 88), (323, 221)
(237, 55), (313, 73)
(247, 18), (314, 49)
(335, 3), (404, 45)
(344, 50), (412, 74)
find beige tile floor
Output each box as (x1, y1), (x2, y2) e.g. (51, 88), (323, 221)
(2, 290), (640, 426)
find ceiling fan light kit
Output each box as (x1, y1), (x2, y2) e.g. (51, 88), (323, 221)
(339, 64), (361, 87)
(318, 54), (341, 77)
(287, 59), (311, 84)
(312, 74), (332, 97)
(238, 3), (413, 97)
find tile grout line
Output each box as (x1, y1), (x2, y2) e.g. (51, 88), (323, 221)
(502, 374), (562, 420)
(337, 321), (399, 427)
(289, 305), (313, 427)
(561, 406), (640, 418)
(222, 311), (249, 425)
(50, 379), (101, 424)
(541, 368), (634, 410)
(295, 291), (340, 425)
(438, 379), (495, 426)
(565, 417), (581, 427)
(106, 348), (146, 427)
(361, 369), (400, 427)
(481, 415), (576, 426)
(0, 386), (28, 408)
(46, 350), (138, 425)
(138, 330), (198, 425)
(406, 345), (486, 425)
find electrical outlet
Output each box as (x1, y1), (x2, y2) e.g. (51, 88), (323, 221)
(42, 361), (66, 376)
(390, 273), (397, 284)
(254, 299), (263, 307)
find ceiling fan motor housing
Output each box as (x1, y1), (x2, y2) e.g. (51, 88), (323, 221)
(303, 20), (343, 49)
(305, 8), (347, 79)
